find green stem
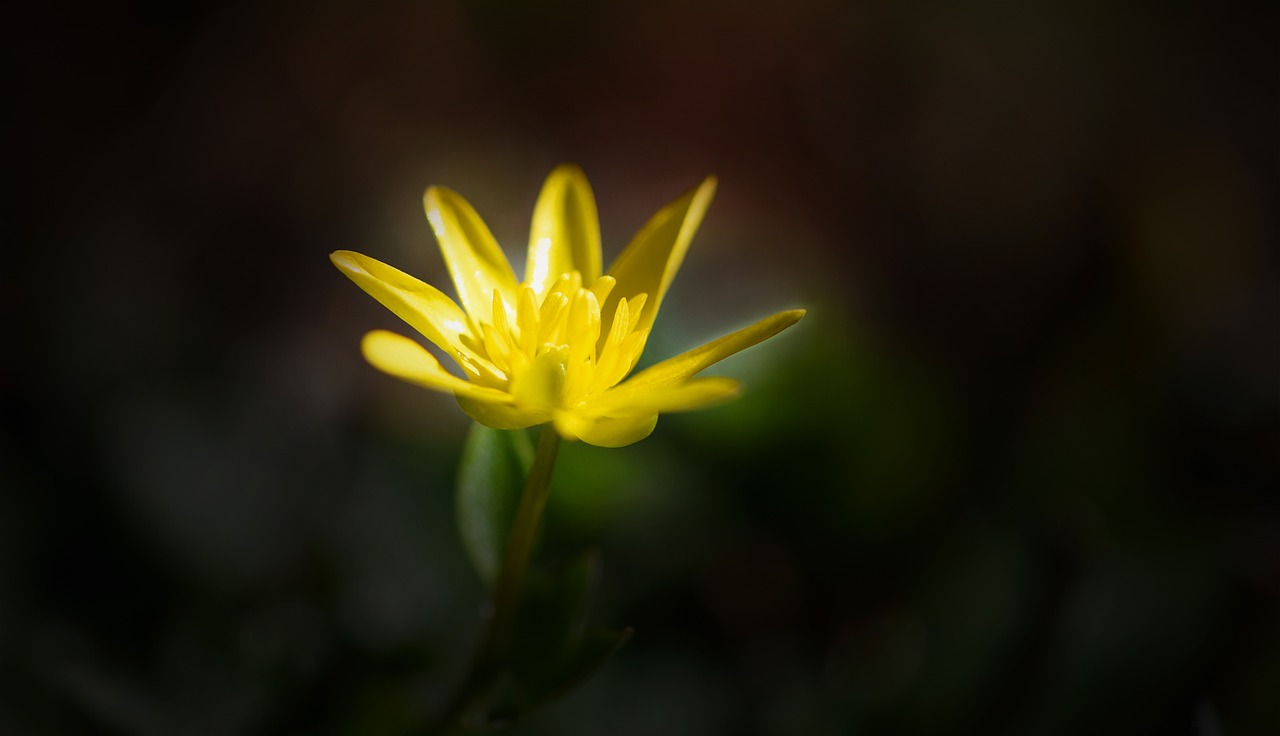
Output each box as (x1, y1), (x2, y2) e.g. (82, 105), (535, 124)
(485, 425), (561, 661)
(427, 425), (561, 733)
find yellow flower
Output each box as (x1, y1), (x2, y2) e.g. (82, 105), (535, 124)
(331, 165), (804, 447)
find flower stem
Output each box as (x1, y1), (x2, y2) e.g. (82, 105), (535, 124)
(428, 425), (561, 732)
(484, 424), (561, 662)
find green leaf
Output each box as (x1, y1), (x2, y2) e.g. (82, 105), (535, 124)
(455, 424), (533, 587)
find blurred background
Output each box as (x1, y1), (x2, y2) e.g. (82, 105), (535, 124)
(6, 1), (1278, 734)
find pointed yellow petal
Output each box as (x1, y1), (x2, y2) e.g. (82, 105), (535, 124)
(590, 296), (631, 393)
(621, 309), (805, 391)
(331, 250), (472, 357)
(424, 186), (518, 324)
(582, 376), (742, 416)
(360, 330), (512, 404)
(554, 412), (659, 448)
(515, 285), (540, 356)
(526, 164), (602, 295)
(600, 177), (717, 343)
(588, 274), (616, 305)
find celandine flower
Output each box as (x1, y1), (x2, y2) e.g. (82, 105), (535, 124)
(332, 165), (804, 447)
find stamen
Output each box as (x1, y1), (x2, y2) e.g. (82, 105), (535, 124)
(591, 296), (630, 395)
(490, 289), (512, 336)
(544, 270), (581, 302)
(481, 322), (511, 371)
(508, 271), (637, 405)
(456, 350), (508, 386)
(589, 275), (617, 305)
(459, 331), (486, 357)
(564, 290), (602, 401)
(620, 329), (650, 376)
(516, 285), (540, 357)
(539, 293), (570, 346)
(627, 293), (648, 324)
(609, 297), (632, 344)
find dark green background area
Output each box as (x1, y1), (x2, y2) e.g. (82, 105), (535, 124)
(6, 1), (1277, 734)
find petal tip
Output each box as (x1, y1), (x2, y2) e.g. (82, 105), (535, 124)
(767, 309), (807, 337)
(691, 176), (717, 206)
(422, 185), (456, 216)
(699, 376), (745, 403)
(551, 162), (587, 180)
(358, 328), (399, 353)
(330, 251), (372, 280)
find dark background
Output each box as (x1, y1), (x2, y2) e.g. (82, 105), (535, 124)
(6, 1), (1278, 734)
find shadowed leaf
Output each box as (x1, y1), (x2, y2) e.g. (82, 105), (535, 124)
(456, 424), (533, 586)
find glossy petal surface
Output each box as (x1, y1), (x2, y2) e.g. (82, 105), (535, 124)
(600, 177), (716, 343)
(581, 376), (742, 416)
(527, 165), (602, 295)
(330, 250), (472, 357)
(424, 186), (518, 324)
(555, 412), (659, 448)
(621, 309), (806, 391)
(361, 330), (510, 404)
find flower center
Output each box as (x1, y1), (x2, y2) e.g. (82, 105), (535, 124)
(457, 271), (649, 407)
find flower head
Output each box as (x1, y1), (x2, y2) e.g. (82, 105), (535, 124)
(332, 165), (804, 447)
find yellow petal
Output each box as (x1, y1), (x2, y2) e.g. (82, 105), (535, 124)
(600, 177), (717, 344)
(581, 376), (742, 416)
(558, 376), (741, 447)
(331, 251), (473, 356)
(621, 309), (806, 391)
(554, 412), (659, 448)
(457, 394), (548, 430)
(526, 164), (602, 295)
(360, 330), (511, 404)
(424, 186), (518, 324)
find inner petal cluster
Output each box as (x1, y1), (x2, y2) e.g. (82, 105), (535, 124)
(455, 271), (650, 409)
